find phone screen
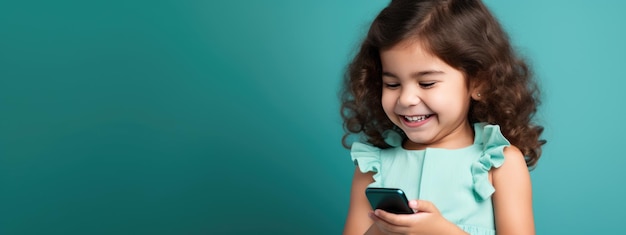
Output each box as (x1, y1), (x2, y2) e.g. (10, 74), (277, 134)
(365, 187), (414, 214)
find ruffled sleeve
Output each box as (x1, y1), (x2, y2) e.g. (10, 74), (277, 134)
(351, 142), (382, 184)
(350, 130), (402, 184)
(471, 123), (510, 201)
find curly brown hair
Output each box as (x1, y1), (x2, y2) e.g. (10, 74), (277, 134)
(340, 0), (546, 167)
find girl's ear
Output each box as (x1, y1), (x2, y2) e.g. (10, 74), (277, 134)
(471, 92), (482, 101)
(470, 80), (484, 101)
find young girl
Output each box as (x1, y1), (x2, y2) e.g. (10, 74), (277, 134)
(340, 0), (546, 234)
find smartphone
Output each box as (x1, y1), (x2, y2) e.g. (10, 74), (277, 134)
(365, 187), (414, 214)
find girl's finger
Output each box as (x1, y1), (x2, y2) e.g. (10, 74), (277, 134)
(374, 209), (411, 227)
(413, 200), (440, 214)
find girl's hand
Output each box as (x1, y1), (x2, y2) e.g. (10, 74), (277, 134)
(368, 200), (467, 235)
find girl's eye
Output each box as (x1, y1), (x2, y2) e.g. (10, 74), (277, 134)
(384, 83), (400, 89)
(420, 82), (435, 88)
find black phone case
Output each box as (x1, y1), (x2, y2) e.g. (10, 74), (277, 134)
(365, 187), (414, 214)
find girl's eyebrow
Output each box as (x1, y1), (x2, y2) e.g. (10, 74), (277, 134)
(382, 70), (444, 78)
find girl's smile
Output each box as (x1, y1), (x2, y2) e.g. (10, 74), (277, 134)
(399, 114), (434, 128)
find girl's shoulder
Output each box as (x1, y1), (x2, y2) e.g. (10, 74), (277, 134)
(350, 129), (403, 165)
(470, 122), (513, 200)
(349, 129), (404, 184)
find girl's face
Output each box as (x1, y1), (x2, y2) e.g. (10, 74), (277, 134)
(380, 40), (476, 150)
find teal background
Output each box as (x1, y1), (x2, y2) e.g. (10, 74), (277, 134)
(1, 1), (624, 234)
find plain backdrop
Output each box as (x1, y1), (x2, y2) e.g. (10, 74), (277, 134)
(1, 0), (625, 234)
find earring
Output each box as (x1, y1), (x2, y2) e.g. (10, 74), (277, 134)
(477, 93), (481, 97)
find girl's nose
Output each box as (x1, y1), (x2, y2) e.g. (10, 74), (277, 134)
(397, 88), (421, 106)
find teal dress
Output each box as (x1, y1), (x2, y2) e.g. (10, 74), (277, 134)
(351, 123), (510, 235)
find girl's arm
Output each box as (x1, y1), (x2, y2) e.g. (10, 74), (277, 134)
(343, 168), (381, 235)
(492, 146), (536, 235)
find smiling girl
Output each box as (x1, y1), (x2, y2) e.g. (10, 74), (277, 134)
(340, 0), (546, 234)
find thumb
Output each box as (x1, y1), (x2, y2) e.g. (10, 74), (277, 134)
(409, 200), (440, 214)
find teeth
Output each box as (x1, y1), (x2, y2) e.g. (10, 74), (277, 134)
(404, 115), (429, 122)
